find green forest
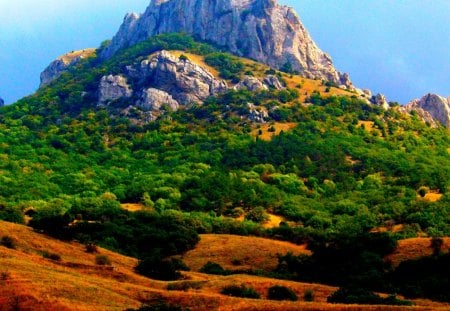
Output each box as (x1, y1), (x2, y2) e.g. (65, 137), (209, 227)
(0, 33), (449, 303)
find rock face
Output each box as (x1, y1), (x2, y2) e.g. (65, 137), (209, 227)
(247, 103), (268, 123)
(140, 88), (179, 111)
(101, 0), (351, 87)
(371, 93), (389, 110)
(135, 50), (228, 104)
(0, 97), (4, 107)
(404, 93), (450, 128)
(98, 75), (133, 104)
(40, 49), (95, 87)
(264, 75), (284, 90)
(234, 76), (268, 92)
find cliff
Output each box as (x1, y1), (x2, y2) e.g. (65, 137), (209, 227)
(100, 0), (351, 87)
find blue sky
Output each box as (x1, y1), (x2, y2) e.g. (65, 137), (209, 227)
(0, 0), (449, 104)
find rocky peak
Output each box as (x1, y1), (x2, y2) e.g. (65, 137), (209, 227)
(0, 97), (4, 107)
(101, 0), (351, 87)
(40, 49), (96, 87)
(403, 93), (450, 128)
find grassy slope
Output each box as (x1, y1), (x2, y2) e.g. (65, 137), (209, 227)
(1, 221), (449, 310)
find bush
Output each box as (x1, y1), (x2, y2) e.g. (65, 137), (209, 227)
(167, 281), (204, 291)
(303, 289), (315, 302)
(199, 261), (230, 275)
(131, 302), (189, 311)
(135, 256), (188, 281)
(327, 287), (413, 306)
(95, 254), (111, 266)
(42, 251), (62, 261)
(0, 236), (16, 249)
(267, 285), (298, 301)
(221, 284), (260, 299)
(85, 243), (98, 253)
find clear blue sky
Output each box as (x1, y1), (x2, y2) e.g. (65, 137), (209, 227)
(0, 1), (449, 104)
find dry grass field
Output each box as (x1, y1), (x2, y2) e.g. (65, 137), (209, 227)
(182, 234), (311, 272)
(1, 221), (449, 310)
(385, 237), (450, 267)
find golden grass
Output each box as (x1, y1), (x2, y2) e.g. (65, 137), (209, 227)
(385, 237), (450, 267)
(263, 214), (285, 229)
(421, 192), (443, 202)
(121, 203), (145, 212)
(251, 122), (297, 141)
(182, 234), (311, 272)
(170, 50), (220, 77)
(58, 48), (96, 64)
(0, 221), (448, 310)
(358, 120), (375, 131)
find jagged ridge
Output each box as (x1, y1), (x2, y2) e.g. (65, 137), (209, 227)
(100, 0), (351, 87)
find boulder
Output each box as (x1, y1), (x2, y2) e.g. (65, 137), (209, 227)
(98, 75), (133, 104)
(234, 76), (268, 92)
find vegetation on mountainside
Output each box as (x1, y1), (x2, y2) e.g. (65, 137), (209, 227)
(0, 33), (449, 303)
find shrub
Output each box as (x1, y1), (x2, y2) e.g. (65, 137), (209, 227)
(327, 287), (413, 306)
(42, 251), (62, 261)
(132, 302), (189, 311)
(135, 256), (188, 281)
(95, 254), (111, 266)
(221, 284), (260, 299)
(267, 285), (298, 301)
(167, 281), (204, 291)
(200, 261), (230, 275)
(85, 243), (98, 253)
(0, 271), (10, 280)
(0, 236), (16, 249)
(303, 289), (315, 302)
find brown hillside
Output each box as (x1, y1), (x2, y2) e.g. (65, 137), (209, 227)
(182, 234), (311, 272)
(386, 237), (450, 267)
(1, 221), (448, 310)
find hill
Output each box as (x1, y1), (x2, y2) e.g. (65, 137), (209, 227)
(1, 221), (449, 310)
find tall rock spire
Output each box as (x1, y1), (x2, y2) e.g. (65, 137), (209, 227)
(101, 0), (351, 87)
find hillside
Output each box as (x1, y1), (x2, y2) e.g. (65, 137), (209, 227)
(0, 32), (449, 307)
(1, 221), (449, 310)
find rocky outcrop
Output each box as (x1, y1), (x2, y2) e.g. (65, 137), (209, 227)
(264, 75), (284, 90)
(234, 76), (268, 92)
(40, 49), (95, 87)
(247, 103), (268, 123)
(101, 0), (351, 87)
(98, 75), (133, 104)
(371, 93), (389, 110)
(403, 93), (450, 128)
(140, 88), (179, 111)
(0, 97), (4, 107)
(135, 50), (227, 104)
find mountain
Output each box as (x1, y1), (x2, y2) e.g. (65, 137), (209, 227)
(1, 2), (450, 309)
(403, 93), (450, 128)
(100, 0), (351, 87)
(0, 97), (4, 107)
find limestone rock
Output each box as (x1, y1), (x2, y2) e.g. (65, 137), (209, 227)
(40, 49), (95, 87)
(371, 93), (389, 110)
(264, 75), (284, 89)
(247, 103), (268, 123)
(403, 93), (450, 128)
(234, 76), (268, 92)
(137, 50), (227, 104)
(98, 75), (133, 104)
(140, 88), (179, 111)
(101, 0), (351, 86)
(0, 97), (4, 107)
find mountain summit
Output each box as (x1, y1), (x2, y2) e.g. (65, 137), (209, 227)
(100, 0), (351, 87)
